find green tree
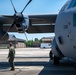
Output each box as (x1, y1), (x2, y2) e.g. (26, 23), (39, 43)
(34, 38), (39, 42)
(39, 39), (42, 42)
(25, 40), (33, 47)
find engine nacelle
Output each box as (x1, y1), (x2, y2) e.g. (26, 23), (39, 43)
(52, 37), (64, 58)
(0, 30), (9, 41)
(15, 15), (29, 33)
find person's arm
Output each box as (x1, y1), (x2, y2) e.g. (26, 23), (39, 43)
(7, 49), (10, 58)
(13, 47), (15, 58)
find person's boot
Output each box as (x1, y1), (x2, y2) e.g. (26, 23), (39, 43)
(10, 68), (15, 71)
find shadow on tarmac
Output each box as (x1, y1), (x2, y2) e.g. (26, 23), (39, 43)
(0, 58), (76, 75)
(38, 59), (76, 75)
(15, 57), (49, 58)
(0, 61), (49, 67)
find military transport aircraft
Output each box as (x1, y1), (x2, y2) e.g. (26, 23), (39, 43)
(0, 0), (76, 64)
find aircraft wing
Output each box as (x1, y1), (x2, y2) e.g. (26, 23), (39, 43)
(27, 14), (57, 33)
(1, 14), (57, 33)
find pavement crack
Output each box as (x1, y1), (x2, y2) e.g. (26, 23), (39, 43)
(14, 69), (22, 75)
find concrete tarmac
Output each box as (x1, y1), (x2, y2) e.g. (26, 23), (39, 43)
(0, 48), (76, 75)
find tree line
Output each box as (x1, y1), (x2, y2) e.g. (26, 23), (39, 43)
(25, 38), (42, 47)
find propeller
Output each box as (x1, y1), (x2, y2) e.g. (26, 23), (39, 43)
(21, 0), (32, 14)
(1, 0), (32, 41)
(21, 24), (28, 41)
(10, 0), (17, 13)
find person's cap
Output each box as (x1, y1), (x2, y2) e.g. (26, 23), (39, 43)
(9, 43), (12, 45)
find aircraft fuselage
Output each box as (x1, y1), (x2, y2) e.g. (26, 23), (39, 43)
(52, 0), (76, 60)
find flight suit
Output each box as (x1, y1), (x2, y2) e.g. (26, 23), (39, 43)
(8, 46), (15, 70)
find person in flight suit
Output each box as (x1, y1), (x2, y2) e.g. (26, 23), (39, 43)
(8, 43), (15, 71)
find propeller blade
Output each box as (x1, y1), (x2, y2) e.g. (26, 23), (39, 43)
(24, 32), (28, 42)
(21, 0), (32, 14)
(22, 28), (28, 41)
(1, 22), (15, 40)
(10, 0), (17, 13)
(20, 23), (28, 41)
(10, 21), (15, 29)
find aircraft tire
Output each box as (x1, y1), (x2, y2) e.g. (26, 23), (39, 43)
(53, 55), (60, 65)
(49, 50), (53, 60)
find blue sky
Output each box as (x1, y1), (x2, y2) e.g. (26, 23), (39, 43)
(0, 0), (67, 40)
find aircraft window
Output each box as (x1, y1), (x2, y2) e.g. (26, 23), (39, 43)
(61, 4), (68, 11)
(73, 14), (76, 26)
(68, 0), (75, 9)
(72, 0), (76, 7)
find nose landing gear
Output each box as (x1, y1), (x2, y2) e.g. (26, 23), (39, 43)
(49, 50), (60, 65)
